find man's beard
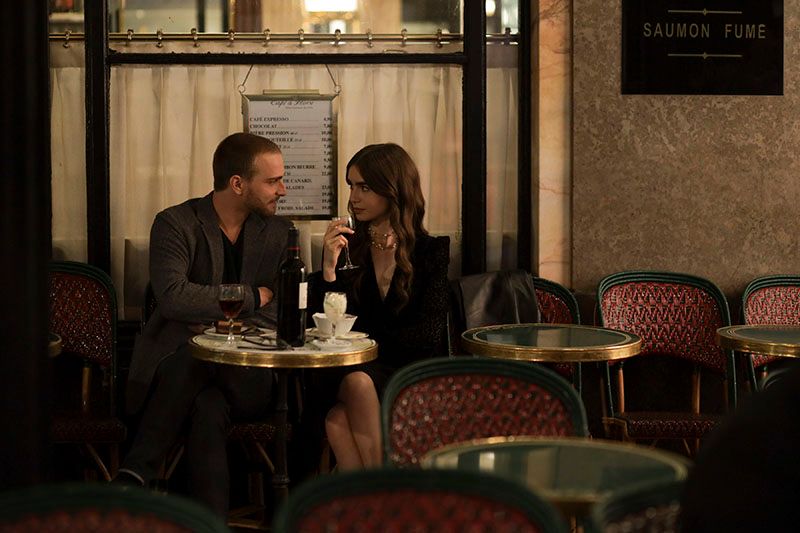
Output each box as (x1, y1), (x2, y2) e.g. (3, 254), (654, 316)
(244, 193), (277, 217)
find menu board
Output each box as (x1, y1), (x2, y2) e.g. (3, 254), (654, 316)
(242, 93), (337, 219)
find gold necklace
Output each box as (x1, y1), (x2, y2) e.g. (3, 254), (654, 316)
(368, 225), (398, 250)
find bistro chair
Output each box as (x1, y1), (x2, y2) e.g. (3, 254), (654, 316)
(49, 260), (126, 481)
(597, 271), (735, 455)
(533, 276), (583, 390)
(449, 271), (580, 390)
(588, 479), (684, 533)
(741, 275), (800, 390)
(272, 468), (568, 533)
(0, 482), (229, 532)
(449, 269), (540, 354)
(382, 357), (588, 467)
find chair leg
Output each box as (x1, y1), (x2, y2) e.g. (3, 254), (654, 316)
(318, 439), (333, 474)
(163, 444), (185, 481)
(84, 443), (112, 481)
(254, 443), (275, 474)
(109, 443), (119, 478)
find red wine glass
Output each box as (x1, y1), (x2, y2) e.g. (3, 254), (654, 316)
(219, 284), (245, 345)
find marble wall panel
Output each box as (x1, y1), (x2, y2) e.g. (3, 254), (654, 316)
(538, 0), (572, 285)
(572, 0), (800, 300)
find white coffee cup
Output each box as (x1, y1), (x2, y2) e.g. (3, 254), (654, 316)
(313, 312), (356, 337)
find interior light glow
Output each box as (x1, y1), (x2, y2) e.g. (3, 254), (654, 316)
(305, 0), (357, 12)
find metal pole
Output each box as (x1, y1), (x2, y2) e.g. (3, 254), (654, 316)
(84, 0), (111, 273)
(462, 0), (487, 274)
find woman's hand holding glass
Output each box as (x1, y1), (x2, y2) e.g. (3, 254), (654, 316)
(322, 216), (357, 281)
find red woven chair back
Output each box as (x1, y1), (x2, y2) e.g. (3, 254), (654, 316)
(600, 281), (727, 373)
(49, 263), (116, 368)
(6, 508), (190, 532)
(0, 483), (228, 533)
(382, 358), (588, 468)
(533, 277), (582, 381)
(745, 285), (800, 325)
(295, 489), (542, 532)
(743, 278), (800, 369)
(275, 469), (567, 533)
(536, 289), (576, 325)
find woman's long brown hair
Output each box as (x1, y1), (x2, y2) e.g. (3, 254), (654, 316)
(345, 143), (427, 311)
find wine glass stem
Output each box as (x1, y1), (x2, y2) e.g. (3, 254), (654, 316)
(344, 246), (352, 267)
(227, 317), (234, 344)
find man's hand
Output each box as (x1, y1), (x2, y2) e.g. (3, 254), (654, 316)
(258, 286), (273, 307)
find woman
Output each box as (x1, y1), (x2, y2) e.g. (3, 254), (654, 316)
(310, 143), (450, 470)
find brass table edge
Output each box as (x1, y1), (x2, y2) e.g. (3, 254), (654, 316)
(717, 326), (800, 358)
(460, 325), (642, 362)
(189, 338), (378, 368)
(420, 435), (692, 474)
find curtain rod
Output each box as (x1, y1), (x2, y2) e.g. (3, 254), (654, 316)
(49, 28), (519, 47)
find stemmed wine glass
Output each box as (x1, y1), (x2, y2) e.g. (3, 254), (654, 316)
(219, 284), (245, 346)
(337, 215), (359, 271)
(323, 291), (348, 344)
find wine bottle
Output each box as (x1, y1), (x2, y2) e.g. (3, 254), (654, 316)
(277, 225), (307, 347)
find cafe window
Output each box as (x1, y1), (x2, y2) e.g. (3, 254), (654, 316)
(49, 0), (526, 318)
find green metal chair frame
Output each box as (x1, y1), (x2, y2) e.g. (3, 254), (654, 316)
(741, 274), (800, 391)
(596, 271), (736, 451)
(272, 468), (568, 533)
(588, 479), (684, 533)
(0, 482), (229, 532)
(381, 357), (588, 467)
(532, 276), (581, 324)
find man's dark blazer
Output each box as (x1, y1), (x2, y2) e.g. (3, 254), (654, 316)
(126, 192), (291, 414)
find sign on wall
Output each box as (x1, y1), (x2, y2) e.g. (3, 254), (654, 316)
(243, 92), (337, 219)
(622, 0), (783, 95)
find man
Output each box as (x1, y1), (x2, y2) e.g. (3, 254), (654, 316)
(680, 364), (800, 532)
(116, 132), (290, 516)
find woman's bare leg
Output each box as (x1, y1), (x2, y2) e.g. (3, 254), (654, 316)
(325, 371), (383, 470)
(325, 404), (363, 470)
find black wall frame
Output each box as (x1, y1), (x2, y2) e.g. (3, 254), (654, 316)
(85, 0), (111, 273)
(1, 0), (53, 487)
(81, 1), (534, 277)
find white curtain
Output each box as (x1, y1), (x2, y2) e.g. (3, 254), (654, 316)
(50, 42), (519, 319)
(50, 44), (87, 264)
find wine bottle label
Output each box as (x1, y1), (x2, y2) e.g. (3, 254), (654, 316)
(298, 282), (308, 309)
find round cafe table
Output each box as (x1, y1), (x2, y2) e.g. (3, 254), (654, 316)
(461, 323), (642, 363)
(189, 332), (377, 525)
(716, 325), (800, 358)
(422, 436), (690, 522)
(461, 323), (642, 392)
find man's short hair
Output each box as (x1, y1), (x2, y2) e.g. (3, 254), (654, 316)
(212, 133), (281, 191)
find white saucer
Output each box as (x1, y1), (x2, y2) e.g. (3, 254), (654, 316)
(306, 328), (368, 340)
(311, 338), (353, 350)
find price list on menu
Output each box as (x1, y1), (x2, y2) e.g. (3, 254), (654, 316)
(242, 93), (337, 219)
